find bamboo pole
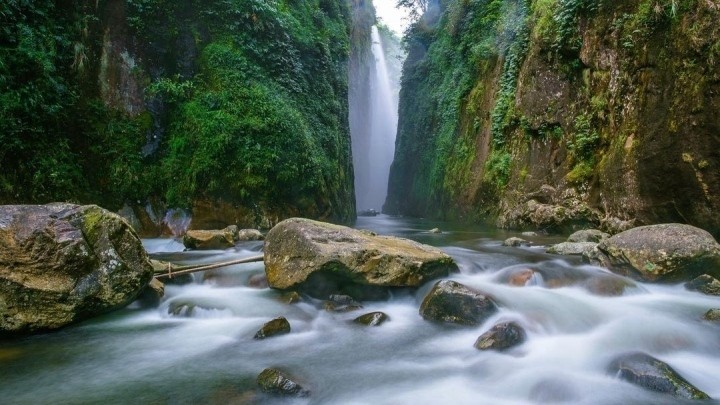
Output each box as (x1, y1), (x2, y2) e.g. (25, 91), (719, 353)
(154, 255), (265, 279)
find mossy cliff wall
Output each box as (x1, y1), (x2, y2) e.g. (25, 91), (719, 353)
(386, 0), (720, 235)
(1, 0), (359, 230)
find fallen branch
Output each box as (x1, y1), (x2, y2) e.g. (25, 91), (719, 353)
(154, 255), (265, 279)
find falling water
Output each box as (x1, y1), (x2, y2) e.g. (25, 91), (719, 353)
(353, 26), (398, 212)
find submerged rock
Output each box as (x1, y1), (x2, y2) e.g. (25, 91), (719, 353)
(494, 264), (637, 296)
(280, 291), (302, 304)
(474, 321), (526, 351)
(685, 274), (720, 296)
(593, 224), (720, 282)
(354, 312), (389, 326)
(567, 229), (609, 243)
(428, 228), (442, 234)
(256, 368), (309, 397)
(503, 237), (529, 247)
(419, 280), (498, 326)
(263, 218), (457, 299)
(547, 242), (597, 256)
(608, 352), (710, 400)
(182, 228), (234, 250)
(254, 317), (291, 339)
(0, 204), (154, 336)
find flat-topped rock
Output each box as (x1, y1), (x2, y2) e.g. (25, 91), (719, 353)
(183, 228), (235, 250)
(263, 218), (457, 299)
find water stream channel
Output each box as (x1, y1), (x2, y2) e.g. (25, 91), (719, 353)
(1, 216), (719, 404)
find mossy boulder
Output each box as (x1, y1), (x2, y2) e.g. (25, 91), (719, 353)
(0, 204), (154, 336)
(593, 224), (720, 282)
(254, 317), (291, 340)
(256, 368), (309, 397)
(263, 218), (457, 299)
(474, 321), (526, 351)
(419, 280), (498, 326)
(703, 309), (720, 322)
(608, 352), (710, 400)
(182, 228), (235, 250)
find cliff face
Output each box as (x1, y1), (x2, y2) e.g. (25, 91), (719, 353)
(1, 0), (357, 230)
(387, 0), (720, 235)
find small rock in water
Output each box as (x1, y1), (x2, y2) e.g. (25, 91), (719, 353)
(474, 321), (526, 351)
(136, 277), (165, 308)
(420, 280), (498, 326)
(685, 274), (720, 296)
(503, 237), (529, 247)
(521, 231), (538, 237)
(546, 242), (597, 256)
(353, 312), (389, 326)
(428, 228), (442, 234)
(183, 229), (235, 250)
(504, 268), (540, 287)
(608, 352), (710, 400)
(280, 291), (302, 304)
(567, 229), (609, 243)
(236, 228), (264, 241)
(256, 368), (309, 397)
(324, 294), (363, 312)
(704, 309), (720, 322)
(254, 317), (291, 339)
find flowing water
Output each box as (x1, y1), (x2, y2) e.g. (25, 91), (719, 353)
(352, 26), (398, 212)
(1, 216), (719, 404)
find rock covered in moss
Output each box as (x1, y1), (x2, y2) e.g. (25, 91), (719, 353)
(567, 229), (609, 243)
(263, 218), (457, 298)
(182, 228), (235, 250)
(0, 204), (154, 336)
(256, 368), (309, 397)
(592, 224), (720, 282)
(608, 352), (710, 400)
(419, 280), (498, 326)
(354, 312), (389, 326)
(254, 317), (291, 340)
(474, 321), (526, 351)
(703, 309), (720, 322)
(685, 274), (720, 296)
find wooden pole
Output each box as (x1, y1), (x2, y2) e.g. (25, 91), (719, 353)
(154, 255), (265, 279)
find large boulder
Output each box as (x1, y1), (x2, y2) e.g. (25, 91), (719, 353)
(0, 204), (154, 336)
(592, 224), (720, 282)
(263, 218), (457, 299)
(419, 280), (498, 326)
(608, 352), (710, 400)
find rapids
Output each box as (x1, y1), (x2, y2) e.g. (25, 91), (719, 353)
(1, 216), (719, 404)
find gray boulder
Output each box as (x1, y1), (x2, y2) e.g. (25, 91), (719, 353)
(420, 280), (498, 326)
(263, 218), (457, 299)
(0, 204), (154, 335)
(685, 274), (720, 296)
(568, 229), (609, 243)
(592, 224), (720, 282)
(608, 352), (710, 400)
(547, 242), (597, 256)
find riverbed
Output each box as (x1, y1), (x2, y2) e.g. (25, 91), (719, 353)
(1, 216), (719, 404)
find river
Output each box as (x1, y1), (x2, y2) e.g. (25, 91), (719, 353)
(1, 216), (719, 404)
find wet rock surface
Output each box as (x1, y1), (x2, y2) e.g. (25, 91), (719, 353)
(323, 295), (363, 312)
(263, 218), (457, 299)
(136, 278), (165, 308)
(254, 317), (291, 339)
(685, 274), (720, 296)
(547, 242), (597, 256)
(256, 368), (309, 397)
(592, 224), (720, 282)
(474, 321), (526, 351)
(353, 312), (389, 326)
(503, 237), (529, 247)
(0, 204), (154, 336)
(704, 309), (720, 322)
(567, 229), (609, 243)
(608, 352), (710, 400)
(419, 280), (498, 326)
(236, 229), (264, 241)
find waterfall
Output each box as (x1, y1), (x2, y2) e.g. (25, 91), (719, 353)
(352, 25), (398, 213)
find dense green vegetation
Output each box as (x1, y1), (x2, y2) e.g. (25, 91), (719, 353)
(1, 0), (355, 223)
